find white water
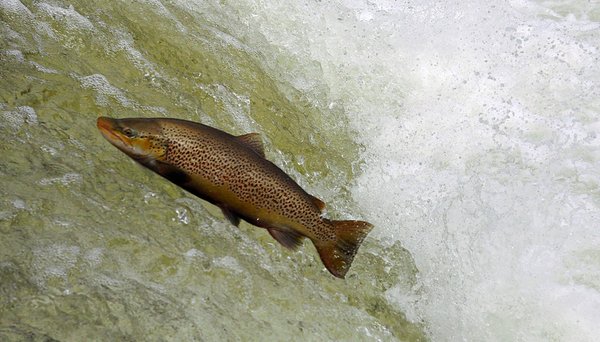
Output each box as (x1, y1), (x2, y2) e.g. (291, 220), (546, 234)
(195, 1), (600, 340)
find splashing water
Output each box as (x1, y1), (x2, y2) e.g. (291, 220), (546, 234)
(1, 0), (599, 341)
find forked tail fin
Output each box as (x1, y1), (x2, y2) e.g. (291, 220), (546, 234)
(315, 219), (374, 278)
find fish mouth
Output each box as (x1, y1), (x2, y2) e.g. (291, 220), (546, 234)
(97, 116), (127, 147)
(97, 116), (155, 162)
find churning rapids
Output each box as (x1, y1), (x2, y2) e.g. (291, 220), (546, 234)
(1, 1), (599, 341)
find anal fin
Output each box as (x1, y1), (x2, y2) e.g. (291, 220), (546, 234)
(268, 229), (304, 250)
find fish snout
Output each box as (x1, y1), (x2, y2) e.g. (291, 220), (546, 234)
(97, 116), (127, 148)
(97, 116), (116, 131)
(96, 116), (161, 162)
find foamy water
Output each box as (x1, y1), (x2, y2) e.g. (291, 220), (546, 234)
(1, 0), (599, 341)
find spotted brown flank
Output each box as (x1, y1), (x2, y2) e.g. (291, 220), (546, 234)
(97, 116), (373, 278)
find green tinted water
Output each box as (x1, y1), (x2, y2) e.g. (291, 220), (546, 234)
(1, 1), (423, 340)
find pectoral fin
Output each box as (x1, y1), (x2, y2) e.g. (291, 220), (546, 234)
(268, 229), (304, 250)
(154, 160), (190, 185)
(221, 208), (241, 227)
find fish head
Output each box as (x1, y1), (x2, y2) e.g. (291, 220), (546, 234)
(97, 116), (168, 163)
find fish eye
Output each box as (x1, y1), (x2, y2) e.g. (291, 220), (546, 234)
(123, 127), (136, 138)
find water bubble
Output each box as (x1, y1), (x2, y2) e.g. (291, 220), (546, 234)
(175, 207), (190, 225)
(143, 192), (157, 204)
(39, 173), (82, 186)
(1, 106), (37, 129)
(35, 2), (94, 31)
(12, 198), (26, 209)
(41, 145), (58, 156)
(184, 248), (204, 258)
(84, 248), (104, 267)
(4, 49), (24, 62)
(75, 73), (132, 107)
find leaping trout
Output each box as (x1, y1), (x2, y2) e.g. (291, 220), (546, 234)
(96, 116), (373, 278)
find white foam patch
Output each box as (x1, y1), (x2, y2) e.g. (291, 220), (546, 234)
(0, 0), (58, 41)
(32, 244), (81, 288)
(197, 83), (256, 133)
(184, 248), (205, 259)
(41, 144), (59, 156)
(107, 28), (173, 86)
(137, 0), (187, 33)
(12, 198), (26, 210)
(1, 25), (27, 48)
(30, 61), (58, 74)
(84, 248), (104, 267)
(140, 105), (168, 115)
(3, 49), (24, 62)
(75, 73), (133, 107)
(39, 172), (82, 186)
(170, 0), (255, 52)
(35, 3), (94, 31)
(0, 0), (33, 17)
(34, 21), (57, 40)
(74, 73), (170, 114)
(174, 207), (190, 225)
(2, 106), (38, 128)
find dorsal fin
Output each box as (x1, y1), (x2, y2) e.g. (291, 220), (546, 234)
(310, 195), (326, 212)
(237, 133), (265, 158)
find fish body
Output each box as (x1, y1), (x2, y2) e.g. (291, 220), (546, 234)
(97, 117), (372, 278)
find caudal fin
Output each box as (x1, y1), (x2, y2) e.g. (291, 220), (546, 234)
(315, 220), (374, 278)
